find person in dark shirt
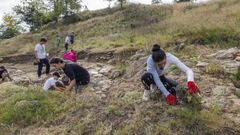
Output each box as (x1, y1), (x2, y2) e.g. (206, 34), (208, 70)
(70, 32), (74, 45)
(0, 66), (12, 81)
(50, 57), (90, 93)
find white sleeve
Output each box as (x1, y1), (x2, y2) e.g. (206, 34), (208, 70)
(50, 79), (56, 86)
(34, 45), (38, 51)
(169, 54), (194, 82)
(147, 57), (170, 97)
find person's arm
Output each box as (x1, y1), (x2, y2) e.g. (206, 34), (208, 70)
(169, 54), (199, 93)
(66, 79), (76, 91)
(147, 57), (170, 97)
(65, 66), (76, 91)
(54, 85), (65, 92)
(169, 54), (194, 82)
(34, 46), (40, 62)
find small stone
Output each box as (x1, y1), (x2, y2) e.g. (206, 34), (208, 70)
(0, 57), (3, 63)
(196, 61), (209, 68)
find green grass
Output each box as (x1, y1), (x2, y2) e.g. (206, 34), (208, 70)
(0, 83), (72, 133)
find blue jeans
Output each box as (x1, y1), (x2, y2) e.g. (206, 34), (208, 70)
(38, 58), (50, 77)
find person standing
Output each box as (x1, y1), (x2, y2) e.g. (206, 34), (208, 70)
(56, 34), (61, 48)
(34, 37), (50, 79)
(65, 33), (70, 51)
(70, 32), (75, 45)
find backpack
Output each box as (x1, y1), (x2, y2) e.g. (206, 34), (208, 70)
(63, 50), (77, 62)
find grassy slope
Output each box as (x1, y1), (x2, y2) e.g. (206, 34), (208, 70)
(0, 0), (240, 57)
(0, 0), (240, 134)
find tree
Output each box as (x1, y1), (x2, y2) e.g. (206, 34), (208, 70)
(13, 0), (47, 31)
(104, 0), (114, 9)
(175, 0), (193, 3)
(0, 14), (21, 39)
(118, 0), (127, 9)
(152, 0), (162, 4)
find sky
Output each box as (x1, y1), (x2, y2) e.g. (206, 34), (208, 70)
(0, 0), (208, 24)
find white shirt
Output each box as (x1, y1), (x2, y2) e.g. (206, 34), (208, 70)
(65, 36), (69, 43)
(35, 43), (46, 59)
(147, 53), (194, 96)
(43, 77), (56, 91)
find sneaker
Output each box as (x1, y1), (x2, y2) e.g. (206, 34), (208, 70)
(143, 90), (150, 101)
(151, 85), (158, 91)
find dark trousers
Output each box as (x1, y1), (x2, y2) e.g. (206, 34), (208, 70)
(38, 58), (50, 77)
(65, 43), (69, 51)
(75, 76), (90, 93)
(141, 72), (178, 96)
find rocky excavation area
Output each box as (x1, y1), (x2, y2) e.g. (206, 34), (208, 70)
(0, 46), (240, 134)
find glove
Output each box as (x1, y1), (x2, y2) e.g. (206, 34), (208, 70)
(187, 81), (199, 94)
(166, 94), (177, 105)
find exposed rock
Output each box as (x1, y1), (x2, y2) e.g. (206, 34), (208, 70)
(196, 61), (209, 68)
(235, 56), (240, 61)
(0, 57), (3, 63)
(99, 65), (114, 74)
(221, 60), (240, 74)
(110, 70), (123, 79)
(130, 51), (145, 61)
(216, 47), (239, 60)
(124, 56), (148, 79)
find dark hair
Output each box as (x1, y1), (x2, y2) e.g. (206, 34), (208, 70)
(50, 57), (64, 64)
(53, 71), (60, 78)
(151, 44), (166, 62)
(40, 37), (47, 42)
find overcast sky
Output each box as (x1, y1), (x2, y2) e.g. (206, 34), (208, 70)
(0, 0), (208, 24)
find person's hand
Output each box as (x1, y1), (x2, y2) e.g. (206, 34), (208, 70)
(166, 94), (177, 105)
(37, 58), (40, 63)
(187, 81), (200, 94)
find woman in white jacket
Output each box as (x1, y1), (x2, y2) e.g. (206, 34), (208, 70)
(141, 44), (199, 105)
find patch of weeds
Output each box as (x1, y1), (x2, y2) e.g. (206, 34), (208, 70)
(156, 125), (171, 135)
(95, 123), (105, 135)
(122, 91), (142, 107)
(115, 62), (128, 73)
(107, 105), (123, 116)
(231, 68), (240, 89)
(205, 63), (225, 77)
(113, 113), (145, 135)
(170, 64), (181, 74)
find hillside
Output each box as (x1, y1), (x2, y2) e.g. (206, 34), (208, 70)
(0, 0), (240, 135)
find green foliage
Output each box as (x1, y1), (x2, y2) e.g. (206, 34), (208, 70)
(0, 84), (70, 132)
(186, 27), (240, 47)
(205, 64), (224, 76)
(13, 0), (48, 31)
(152, 0), (162, 4)
(118, 0), (127, 9)
(0, 14), (21, 39)
(175, 0), (193, 3)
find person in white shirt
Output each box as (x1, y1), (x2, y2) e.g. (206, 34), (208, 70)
(65, 34), (70, 51)
(141, 44), (200, 105)
(43, 72), (65, 91)
(34, 37), (50, 79)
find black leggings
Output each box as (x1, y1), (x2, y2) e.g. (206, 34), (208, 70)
(141, 72), (178, 96)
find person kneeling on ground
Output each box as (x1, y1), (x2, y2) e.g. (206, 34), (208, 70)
(0, 66), (12, 82)
(50, 57), (90, 93)
(43, 71), (65, 92)
(141, 44), (200, 105)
